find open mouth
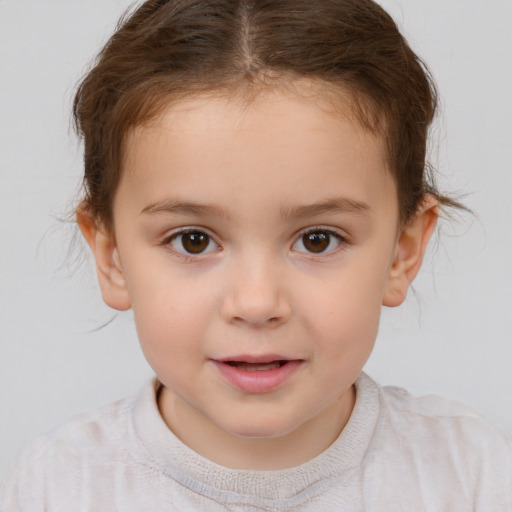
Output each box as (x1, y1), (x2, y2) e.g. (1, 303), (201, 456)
(214, 357), (302, 392)
(225, 360), (288, 371)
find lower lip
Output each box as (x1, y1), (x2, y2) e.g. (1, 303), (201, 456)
(212, 360), (302, 393)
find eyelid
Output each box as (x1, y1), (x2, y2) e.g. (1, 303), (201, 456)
(161, 225), (217, 240)
(295, 225), (347, 240)
(161, 226), (221, 258)
(292, 225), (348, 255)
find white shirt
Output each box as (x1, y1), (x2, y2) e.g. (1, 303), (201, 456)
(1, 373), (511, 511)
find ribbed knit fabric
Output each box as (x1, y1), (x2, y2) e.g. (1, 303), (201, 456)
(2, 373), (511, 511)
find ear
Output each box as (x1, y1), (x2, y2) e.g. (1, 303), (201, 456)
(76, 204), (131, 311)
(382, 195), (439, 307)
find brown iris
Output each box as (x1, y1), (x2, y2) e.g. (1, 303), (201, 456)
(302, 231), (331, 253)
(181, 231), (210, 254)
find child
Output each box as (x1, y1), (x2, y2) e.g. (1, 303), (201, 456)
(1, 0), (511, 509)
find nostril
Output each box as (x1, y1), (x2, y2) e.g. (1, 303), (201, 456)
(221, 276), (291, 327)
(231, 314), (286, 328)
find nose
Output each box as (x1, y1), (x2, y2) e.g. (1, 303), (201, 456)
(220, 252), (291, 328)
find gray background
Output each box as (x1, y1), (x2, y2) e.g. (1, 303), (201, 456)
(1, 0), (511, 478)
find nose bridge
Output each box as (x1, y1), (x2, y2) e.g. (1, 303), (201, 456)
(222, 246), (290, 327)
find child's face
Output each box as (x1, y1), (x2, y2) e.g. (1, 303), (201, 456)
(84, 85), (435, 468)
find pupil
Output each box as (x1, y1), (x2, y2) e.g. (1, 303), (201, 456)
(303, 232), (329, 253)
(183, 232), (208, 254)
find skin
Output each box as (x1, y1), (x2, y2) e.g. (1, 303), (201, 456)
(79, 85), (438, 470)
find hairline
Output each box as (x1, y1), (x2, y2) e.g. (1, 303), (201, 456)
(90, 74), (394, 235)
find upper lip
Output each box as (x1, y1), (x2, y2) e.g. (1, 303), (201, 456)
(215, 354), (296, 364)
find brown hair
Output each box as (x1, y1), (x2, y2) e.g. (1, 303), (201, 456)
(73, 0), (454, 231)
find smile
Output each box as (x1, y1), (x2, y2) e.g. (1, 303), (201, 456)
(212, 357), (302, 393)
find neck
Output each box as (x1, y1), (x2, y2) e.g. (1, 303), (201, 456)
(158, 385), (356, 470)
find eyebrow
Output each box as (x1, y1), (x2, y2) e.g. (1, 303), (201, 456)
(279, 197), (371, 219)
(140, 200), (231, 220)
(140, 197), (371, 220)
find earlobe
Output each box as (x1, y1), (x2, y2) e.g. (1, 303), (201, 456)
(76, 204), (131, 311)
(382, 195), (439, 307)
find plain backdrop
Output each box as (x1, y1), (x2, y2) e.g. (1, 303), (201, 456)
(1, 0), (511, 479)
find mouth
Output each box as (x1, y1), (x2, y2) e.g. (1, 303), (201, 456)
(224, 360), (288, 371)
(212, 356), (302, 393)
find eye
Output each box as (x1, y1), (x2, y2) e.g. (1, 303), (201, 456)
(168, 229), (219, 255)
(292, 229), (344, 254)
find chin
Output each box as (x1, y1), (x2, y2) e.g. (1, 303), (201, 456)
(221, 416), (301, 440)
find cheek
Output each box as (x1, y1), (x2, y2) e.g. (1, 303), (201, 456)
(304, 292), (379, 399)
(309, 292), (381, 352)
(300, 260), (388, 353)
(126, 267), (217, 366)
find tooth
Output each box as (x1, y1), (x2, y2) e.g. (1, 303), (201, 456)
(231, 362), (281, 371)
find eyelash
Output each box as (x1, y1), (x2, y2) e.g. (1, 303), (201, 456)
(160, 226), (348, 260)
(292, 226), (348, 256)
(161, 227), (221, 262)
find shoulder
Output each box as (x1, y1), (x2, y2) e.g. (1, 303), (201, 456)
(360, 374), (512, 508)
(0, 383), (149, 511)
(378, 381), (511, 452)
(26, 392), (133, 464)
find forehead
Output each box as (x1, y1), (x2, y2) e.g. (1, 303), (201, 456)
(118, 86), (397, 221)
(123, 79), (387, 161)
